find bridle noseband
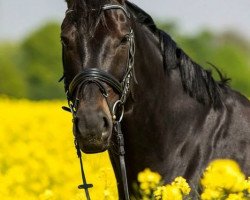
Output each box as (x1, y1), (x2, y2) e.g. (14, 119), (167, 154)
(63, 4), (134, 200)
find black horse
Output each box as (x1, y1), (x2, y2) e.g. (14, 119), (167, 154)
(61, 0), (250, 199)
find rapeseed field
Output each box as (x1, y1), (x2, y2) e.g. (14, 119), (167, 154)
(0, 98), (117, 200)
(1, 98), (250, 200)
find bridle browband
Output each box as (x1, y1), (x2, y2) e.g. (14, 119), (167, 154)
(102, 4), (131, 18)
(63, 4), (134, 200)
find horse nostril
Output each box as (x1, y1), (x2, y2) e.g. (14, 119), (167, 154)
(103, 116), (109, 130)
(101, 116), (110, 139)
(75, 108), (111, 138)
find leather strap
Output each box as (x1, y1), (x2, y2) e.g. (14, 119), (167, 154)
(114, 122), (130, 200)
(102, 4), (130, 18)
(68, 68), (123, 99)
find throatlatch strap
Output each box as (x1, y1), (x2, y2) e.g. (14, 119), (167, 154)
(115, 122), (130, 200)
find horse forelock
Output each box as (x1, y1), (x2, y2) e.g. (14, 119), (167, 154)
(73, 0), (119, 34)
(64, 0), (128, 36)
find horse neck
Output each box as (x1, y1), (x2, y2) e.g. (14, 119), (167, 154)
(124, 24), (209, 150)
(129, 24), (180, 118)
(116, 24), (213, 193)
(123, 24), (170, 145)
(132, 24), (166, 106)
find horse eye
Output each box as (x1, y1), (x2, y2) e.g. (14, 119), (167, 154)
(120, 35), (129, 45)
(61, 36), (70, 47)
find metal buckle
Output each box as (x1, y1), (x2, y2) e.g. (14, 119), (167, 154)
(112, 100), (125, 122)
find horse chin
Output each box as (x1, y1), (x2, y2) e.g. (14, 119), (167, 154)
(79, 140), (109, 154)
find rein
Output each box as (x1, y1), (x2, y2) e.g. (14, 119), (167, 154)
(62, 4), (134, 200)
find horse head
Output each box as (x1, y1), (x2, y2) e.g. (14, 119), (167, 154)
(61, 0), (134, 153)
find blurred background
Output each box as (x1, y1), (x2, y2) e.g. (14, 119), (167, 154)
(0, 1), (250, 199)
(0, 0), (250, 99)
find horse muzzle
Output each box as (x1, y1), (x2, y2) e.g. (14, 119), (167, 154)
(74, 108), (112, 153)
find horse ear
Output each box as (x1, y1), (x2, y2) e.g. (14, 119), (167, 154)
(65, 0), (73, 8)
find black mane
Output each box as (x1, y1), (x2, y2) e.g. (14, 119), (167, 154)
(126, 1), (226, 108)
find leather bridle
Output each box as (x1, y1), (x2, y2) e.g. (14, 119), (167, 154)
(63, 4), (134, 200)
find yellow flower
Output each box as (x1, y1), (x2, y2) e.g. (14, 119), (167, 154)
(154, 185), (183, 200)
(226, 193), (245, 200)
(201, 188), (225, 200)
(39, 189), (54, 200)
(153, 177), (190, 200)
(164, 185), (183, 200)
(154, 186), (166, 199)
(201, 159), (247, 193)
(138, 168), (162, 185)
(138, 168), (162, 191)
(171, 176), (191, 196)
